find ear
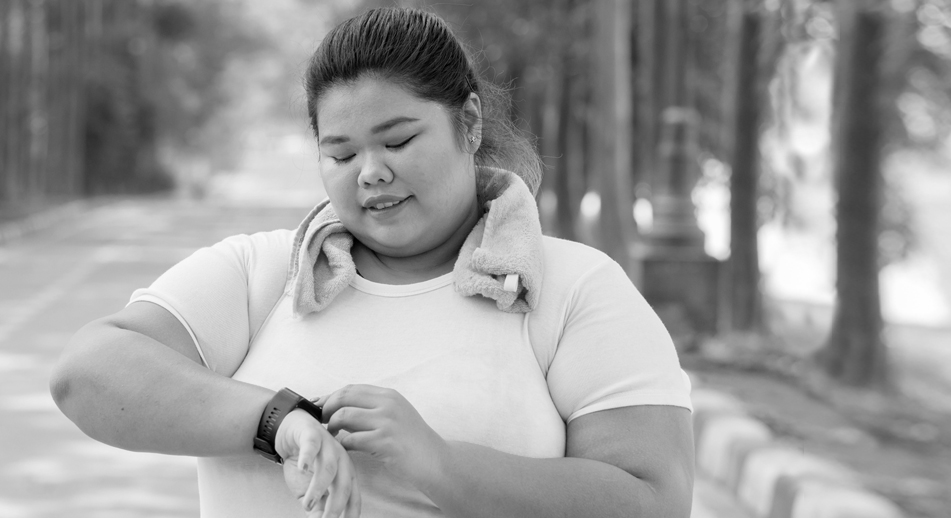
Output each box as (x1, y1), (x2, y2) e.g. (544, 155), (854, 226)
(462, 92), (483, 153)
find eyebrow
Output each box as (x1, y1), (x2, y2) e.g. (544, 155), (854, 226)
(319, 116), (420, 146)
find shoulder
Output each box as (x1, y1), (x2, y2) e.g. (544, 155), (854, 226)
(215, 228), (295, 257)
(528, 237), (630, 371)
(206, 229), (295, 273)
(173, 229), (295, 306)
(538, 235), (622, 301)
(221, 228), (296, 296)
(540, 235), (614, 265)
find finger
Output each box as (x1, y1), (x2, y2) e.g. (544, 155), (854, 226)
(337, 430), (379, 455)
(344, 472), (362, 518)
(284, 457), (313, 500)
(326, 406), (378, 436)
(302, 439), (338, 512)
(305, 494), (328, 517)
(296, 424), (324, 474)
(320, 384), (388, 422)
(321, 451), (354, 518)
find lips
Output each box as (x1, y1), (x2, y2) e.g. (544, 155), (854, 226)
(362, 194), (410, 211)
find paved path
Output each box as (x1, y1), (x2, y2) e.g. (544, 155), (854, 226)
(0, 197), (747, 517)
(0, 198), (315, 517)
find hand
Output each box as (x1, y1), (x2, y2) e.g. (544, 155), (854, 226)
(318, 385), (449, 491)
(275, 409), (361, 518)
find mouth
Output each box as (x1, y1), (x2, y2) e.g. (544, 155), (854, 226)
(366, 196), (410, 213)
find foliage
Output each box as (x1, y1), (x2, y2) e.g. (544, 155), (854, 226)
(82, 1), (168, 194)
(147, 0), (268, 163)
(759, 0), (950, 267)
(896, 0), (951, 150)
(81, 0), (268, 193)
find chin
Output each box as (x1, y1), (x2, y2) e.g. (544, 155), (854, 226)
(361, 232), (427, 257)
(373, 240), (431, 258)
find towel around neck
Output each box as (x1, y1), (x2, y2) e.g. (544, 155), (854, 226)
(287, 167), (544, 318)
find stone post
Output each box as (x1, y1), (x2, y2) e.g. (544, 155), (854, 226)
(646, 107), (707, 252)
(636, 0), (721, 349)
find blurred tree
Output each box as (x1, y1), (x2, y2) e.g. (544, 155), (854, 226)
(591, 0), (638, 269)
(687, 0), (734, 162)
(45, 0), (84, 198)
(816, 0), (891, 389)
(83, 0), (167, 194)
(635, 0), (666, 197)
(541, 0), (586, 241)
(723, 0), (788, 332)
(725, 0), (764, 332)
(763, 0), (926, 268)
(0, 0), (271, 202)
(0, 0), (93, 206)
(148, 0), (266, 167)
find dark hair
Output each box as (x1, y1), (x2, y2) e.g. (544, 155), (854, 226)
(304, 7), (542, 195)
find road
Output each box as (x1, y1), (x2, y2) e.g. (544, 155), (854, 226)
(0, 194), (748, 517)
(0, 197), (316, 517)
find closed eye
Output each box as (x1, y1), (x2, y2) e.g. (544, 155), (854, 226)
(387, 135), (416, 150)
(331, 154), (355, 165)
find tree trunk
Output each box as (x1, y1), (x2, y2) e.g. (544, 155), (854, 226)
(591, 0), (637, 273)
(542, 0), (583, 242)
(635, 0), (666, 196)
(0, 0), (10, 204)
(64, 0), (84, 196)
(6, 0), (27, 201)
(566, 39), (589, 241)
(727, 0), (763, 331)
(45, 0), (67, 196)
(816, 1), (889, 390)
(28, 0), (49, 198)
(553, 51), (579, 241)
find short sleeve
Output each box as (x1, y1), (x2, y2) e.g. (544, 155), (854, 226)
(546, 258), (693, 424)
(128, 231), (292, 377)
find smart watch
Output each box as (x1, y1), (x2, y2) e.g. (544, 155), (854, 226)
(253, 387), (323, 464)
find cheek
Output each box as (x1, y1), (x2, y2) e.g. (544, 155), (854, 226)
(319, 166), (354, 202)
(421, 148), (473, 196)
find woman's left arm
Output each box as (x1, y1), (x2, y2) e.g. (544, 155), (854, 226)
(319, 385), (694, 518)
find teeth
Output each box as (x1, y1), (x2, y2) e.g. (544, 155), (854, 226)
(372, 200), (401, 210)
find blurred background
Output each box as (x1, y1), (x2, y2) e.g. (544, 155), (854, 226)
(1, 0), (950, 517)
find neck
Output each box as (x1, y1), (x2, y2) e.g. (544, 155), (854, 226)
(353, 203), (482, 285)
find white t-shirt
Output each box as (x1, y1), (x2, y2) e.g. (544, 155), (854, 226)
(130, 230), (692, 518)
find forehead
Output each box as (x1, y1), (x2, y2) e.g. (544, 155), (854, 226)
(316, 77), (447, 135)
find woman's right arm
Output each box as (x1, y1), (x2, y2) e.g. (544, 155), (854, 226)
(49, 301), (360, 517)
(50, 300), (272, 456)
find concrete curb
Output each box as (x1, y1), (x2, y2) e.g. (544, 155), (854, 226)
(688, 371), (905, 518)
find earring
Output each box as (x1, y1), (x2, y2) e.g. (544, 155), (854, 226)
(468, 135), (476, 144)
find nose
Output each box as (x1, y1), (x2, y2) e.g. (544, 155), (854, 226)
(357, 152), (393, 187)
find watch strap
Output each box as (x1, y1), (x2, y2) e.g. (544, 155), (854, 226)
(253, 388), (323, 464)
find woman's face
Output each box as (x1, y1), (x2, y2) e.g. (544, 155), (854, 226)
(316, 77), (480, 259)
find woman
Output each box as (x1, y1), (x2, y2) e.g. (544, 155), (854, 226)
(51, 7), (694, 518)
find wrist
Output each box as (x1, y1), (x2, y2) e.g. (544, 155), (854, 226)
(253, 388), (322, 464)
(415, 438), (456, 499)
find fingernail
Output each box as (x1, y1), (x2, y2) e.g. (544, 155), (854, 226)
(299, 460), (309, 473)
(305, 497), (315, 511)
